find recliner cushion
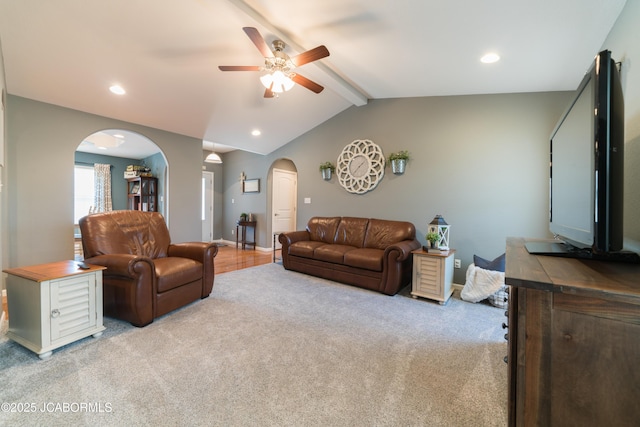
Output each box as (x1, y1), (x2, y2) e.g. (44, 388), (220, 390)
(154, 257), (202, 293)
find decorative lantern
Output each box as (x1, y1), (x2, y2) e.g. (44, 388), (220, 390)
(428, 215), (450, 250)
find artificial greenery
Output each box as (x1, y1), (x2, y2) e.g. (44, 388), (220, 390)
(319, 161), (336, 172)
(426, 232), (440, 244)
(387, 150), (410, 163)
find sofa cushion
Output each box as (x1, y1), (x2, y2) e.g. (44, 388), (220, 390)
(314, 244), (357, 264)
(154, 257), (202, 293)
(307, 217), (341, 243)
(364, 218), (416, 250)
(290, 241), (326, 259)
(334, 217), (369, 248)
(344, 248), (384, 271)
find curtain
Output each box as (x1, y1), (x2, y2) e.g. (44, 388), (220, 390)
(93, 163), (113, 213)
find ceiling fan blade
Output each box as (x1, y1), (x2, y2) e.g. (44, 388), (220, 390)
(290, 45), (329, 67)
(218, 65), (261, 71)
(264, 87), (275, 98)
(243, 27), (274, 58)
(291, 74), (324, 94)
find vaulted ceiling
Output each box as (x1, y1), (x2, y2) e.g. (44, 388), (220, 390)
(0, 0), (627, 157)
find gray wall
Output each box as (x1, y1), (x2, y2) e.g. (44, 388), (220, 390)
(603, 0), (640, 252)
(3, 96), (203, 268)
(223, 92), (573, 283)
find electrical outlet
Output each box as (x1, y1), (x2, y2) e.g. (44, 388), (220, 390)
(454, 259), (461, 269)
(231, 229), (235, 235)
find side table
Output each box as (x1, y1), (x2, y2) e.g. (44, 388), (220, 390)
(411, 249), (455, 304)
(3, 260), (106, 359)
(236, 220), (256, 250)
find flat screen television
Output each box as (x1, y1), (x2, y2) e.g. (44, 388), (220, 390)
(526, 50), (639, 262)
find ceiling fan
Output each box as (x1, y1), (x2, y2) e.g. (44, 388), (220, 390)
(218, 27), (329, 98)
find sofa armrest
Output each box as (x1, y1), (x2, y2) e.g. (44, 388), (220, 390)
(279, 230), (311, 246)
(168, 242), (218, 297)
(380, 239), (421, 295)
(384, 239), (422, 262)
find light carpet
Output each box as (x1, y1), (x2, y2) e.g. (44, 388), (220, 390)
(0, 263), (507, 426)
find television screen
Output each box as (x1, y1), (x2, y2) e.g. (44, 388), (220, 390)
(526, 50), (638, 262)
(549, 73), (595, 248)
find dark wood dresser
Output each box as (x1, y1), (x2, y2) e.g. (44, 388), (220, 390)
(505, 237), (640, 426)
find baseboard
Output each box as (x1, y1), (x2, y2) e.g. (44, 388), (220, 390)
(216, 239), (272, 253)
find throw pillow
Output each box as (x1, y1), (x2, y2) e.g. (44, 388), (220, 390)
(473, 253), (506, 272)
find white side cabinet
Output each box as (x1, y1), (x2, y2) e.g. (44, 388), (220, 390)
(4, 260), (106, 359)
(411, 249), (455, 304)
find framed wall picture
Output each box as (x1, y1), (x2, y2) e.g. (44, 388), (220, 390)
(243, 178), (260, 193)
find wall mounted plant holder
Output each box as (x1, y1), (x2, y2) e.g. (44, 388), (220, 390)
(319, 161), (335, 181)
(390, 159), (406, 175)
(387, 151), (410, 175)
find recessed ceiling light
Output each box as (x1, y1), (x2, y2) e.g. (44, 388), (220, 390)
(109, 85), (126, 95)
(481, 53), (500, 64)
(251, 129), (261, 136)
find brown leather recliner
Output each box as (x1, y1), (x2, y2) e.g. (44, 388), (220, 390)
(79, 210), (218, 327)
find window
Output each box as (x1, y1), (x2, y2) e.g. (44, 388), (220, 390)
(74, 165), (94, 224)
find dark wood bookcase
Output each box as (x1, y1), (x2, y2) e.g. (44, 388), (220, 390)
(127, 176), (157, 212)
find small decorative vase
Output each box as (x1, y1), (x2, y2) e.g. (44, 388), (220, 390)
(391, 159), (406, 175)
(321, 168), (332, 180)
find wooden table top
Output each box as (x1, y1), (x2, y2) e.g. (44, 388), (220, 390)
(3, 260), (105, 282)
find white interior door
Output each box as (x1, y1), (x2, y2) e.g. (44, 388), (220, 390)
(272, 168), (297, 249)
(202, 171), (214, 241)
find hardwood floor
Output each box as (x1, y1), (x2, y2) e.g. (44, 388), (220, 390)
(214, 244), (277, 274)
(2, 243), (278, 321)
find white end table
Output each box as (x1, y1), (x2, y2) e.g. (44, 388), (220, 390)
(4, 260), (106, 359)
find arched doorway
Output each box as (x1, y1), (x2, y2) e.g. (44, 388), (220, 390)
(74, 129), (167, 259)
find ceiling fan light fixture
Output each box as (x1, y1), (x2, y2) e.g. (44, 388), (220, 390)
(259, 73), (274, 89)
(260, 70), (294, 93)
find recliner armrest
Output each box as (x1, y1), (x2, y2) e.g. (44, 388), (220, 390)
(84, 254), (155, 278)
(168, 242), (218, 264)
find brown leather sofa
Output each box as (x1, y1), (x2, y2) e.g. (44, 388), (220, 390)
(79, 210), (218, 327)
(279, 217), (420, 295)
